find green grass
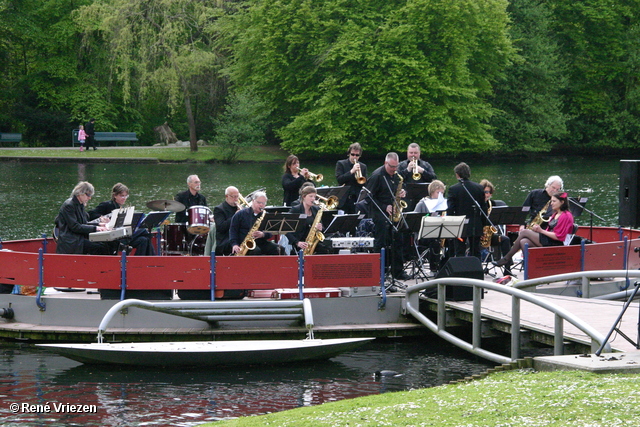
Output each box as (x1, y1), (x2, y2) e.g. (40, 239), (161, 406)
(204, 370), (640, 426)
(0, 144), (289, 163)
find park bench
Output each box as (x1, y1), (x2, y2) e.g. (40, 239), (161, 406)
(0, 133), (22, 146)
(72, 130), (139, 147)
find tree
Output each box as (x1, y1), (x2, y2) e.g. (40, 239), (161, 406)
(223, 0), (515, 155)
(75, 0), (226, 152)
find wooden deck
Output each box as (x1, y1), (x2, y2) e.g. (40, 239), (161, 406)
(443, 290), (640, 353)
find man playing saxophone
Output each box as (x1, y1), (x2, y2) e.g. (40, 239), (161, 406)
(520, 175), (563, 231)
(286, 186), (330, 255)
(365, 152), (411, 281)
(230, 192), (280, 255)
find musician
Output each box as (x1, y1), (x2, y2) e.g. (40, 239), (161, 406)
(88, 182), (155, 255)
(521, 175), (563, 230)
(286, 186), (330, 255)
(230, 192), (280, 255)
(495, 192), (574, 267)
(365, 152), (410, 281)
(55, 181), (111, 255)
(209, 186), (241, 256)
(174, 175), (207, 223)
(479, 179), (512, 275)
(447, 162), (487, 259)
(335, 143), (368, 214)
(414, 180), (446, 273)
(282, 155), (313, 206)
(398, 143), (437, 211)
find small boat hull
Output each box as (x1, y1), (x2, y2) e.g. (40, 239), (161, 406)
(36, 338), (375, 367)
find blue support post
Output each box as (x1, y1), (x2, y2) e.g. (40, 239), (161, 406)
(210, 251), (216, 301)
(523, 243), (529, 280)
(36, 248), (46, 310)
(41, 233), (48, 253)
(623, 236), (629, 271)
(155, 230), (162, 255)
(378, 248), (386, 310)
(298, 250), (304, 300)
(580, 239), (586, 271)
(618, 227), (624, 241)
(120, 251), (127, 300)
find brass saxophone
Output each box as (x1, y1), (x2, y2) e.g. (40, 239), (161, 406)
(391, 172), (407, 222)
(480, 200), (497, 248)
(236, 210), (266, 256)
(303, 205), (325, 256)
(527, 199), (551, 230)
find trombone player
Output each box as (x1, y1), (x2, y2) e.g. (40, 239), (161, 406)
(398, 143), (437, 211)
(335, 142), (368, 214)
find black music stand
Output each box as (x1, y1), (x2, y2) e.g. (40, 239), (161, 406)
(489, 206), (529, 226)
(139, 211), (171, 231)
(264, 206), (291, 214)
(317, 186), (350, 208)
(324, 213), (363, 237)
(260, 213), (307, 235)
(401, 212), (430, 280)
(568, 197), (587, 218)
(404, 182), (430, 201)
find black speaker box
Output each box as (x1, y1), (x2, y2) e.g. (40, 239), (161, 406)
(431, 256), (483, 301)
(99, 289), (173, 300)
(619, 160), (640, 228)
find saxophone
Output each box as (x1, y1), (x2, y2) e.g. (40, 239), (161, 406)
(303, 205), (325, 256)
(480, 200), (497, 248)
(391, 172), (407, 222)
(236, 210), (266, 256)
(527, 199), (551, 230)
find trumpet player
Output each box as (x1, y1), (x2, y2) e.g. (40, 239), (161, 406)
(230, 192), (279, 255)
(520, 175), (563, 231)
(335, 142), (368, 214)
(282, 154), (314, 206)
(398, 143), (437, 210)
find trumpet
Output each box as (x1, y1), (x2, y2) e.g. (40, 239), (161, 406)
(411, 156), (421, 181)
(299, 167), (323, 182)
(315, 194), (339, 209)
(354, 161), (366, 184)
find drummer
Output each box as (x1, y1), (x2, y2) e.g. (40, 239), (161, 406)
(174, 175), (207, 223)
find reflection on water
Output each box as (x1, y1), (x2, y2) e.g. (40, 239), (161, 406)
(0, 156), (622, 241)
(1, 339), (493, 426)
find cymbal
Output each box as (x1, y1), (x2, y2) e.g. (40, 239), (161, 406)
(146, 199), (186, 212)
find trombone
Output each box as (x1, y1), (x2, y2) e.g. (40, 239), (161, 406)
(411, 156), (421, 181)
(237, 193), (251, 209)
(315, 194), (339, 209)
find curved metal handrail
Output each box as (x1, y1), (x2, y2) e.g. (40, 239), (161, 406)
(404, 278), (612, 364)
(514, 270), (640, 298)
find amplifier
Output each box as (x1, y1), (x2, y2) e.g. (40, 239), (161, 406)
(330, 237), (374, 248)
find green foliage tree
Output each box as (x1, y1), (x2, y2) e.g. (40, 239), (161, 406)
(490, 0), (569, 152)
(223, 0), (516, 155)
(75, 0), (226, 152)
(213, 89), (271, 162)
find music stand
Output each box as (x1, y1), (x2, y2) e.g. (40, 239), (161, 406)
(401, 212), (430, 280)
(316, 185), (350, 207)
(139, 211), (171, 230)
(569, 197), (587, 218)
(420, 216), (466, 240)
(324, 214), (363, 236)
(260, 213), (307, 235)
(404, 182), (430, 201)
(489, 206), (529, 226)
(264, 206), (291, 213)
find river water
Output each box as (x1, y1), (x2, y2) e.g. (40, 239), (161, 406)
(0, 155), (626, 425)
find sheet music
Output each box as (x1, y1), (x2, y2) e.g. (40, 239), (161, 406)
(424, 193), (447, 213)
(107, 206), (135, 229)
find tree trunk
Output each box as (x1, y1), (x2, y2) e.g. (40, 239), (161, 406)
(184, 93), (198, 152)
(153, 122), (178, 145)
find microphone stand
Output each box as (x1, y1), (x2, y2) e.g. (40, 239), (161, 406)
(457, 178), (493, 258)
(568, 198), (605, 242)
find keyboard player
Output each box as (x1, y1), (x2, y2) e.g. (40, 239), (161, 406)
(54, 181), (112, 255)
(88, 182), (155, 255)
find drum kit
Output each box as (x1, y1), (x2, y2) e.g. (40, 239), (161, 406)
(146, 199), (212, 256)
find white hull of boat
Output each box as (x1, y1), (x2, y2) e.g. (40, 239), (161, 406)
(37, 338), (375, 366)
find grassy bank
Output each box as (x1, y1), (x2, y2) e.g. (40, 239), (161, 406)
(0, 144), (290, 163)
(204, 370), (640, 426)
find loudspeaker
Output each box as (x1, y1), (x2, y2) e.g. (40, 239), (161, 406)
(619, 160), (640, 228)
(432, 256), (483, 301)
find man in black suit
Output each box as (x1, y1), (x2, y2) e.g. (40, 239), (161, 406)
(207, 186), (241, 255)
(84, 118), (97, 151)
(398, 143), (437, 211)
(447, 162), (487, 259)
(335, 142), (368, 214)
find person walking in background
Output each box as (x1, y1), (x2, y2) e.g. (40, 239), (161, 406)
(84, 118), (97, 151)
(78, 125), (87, 152)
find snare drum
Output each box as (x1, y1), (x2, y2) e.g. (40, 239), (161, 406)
(187, 205), (211, 235)
(163, 223), (187, 254)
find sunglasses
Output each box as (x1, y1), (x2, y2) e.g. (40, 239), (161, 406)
(349, 153), (361, 157)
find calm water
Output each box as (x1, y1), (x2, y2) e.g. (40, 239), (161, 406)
(0, 155), (625, 425)
(1, 339), (493, 426)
